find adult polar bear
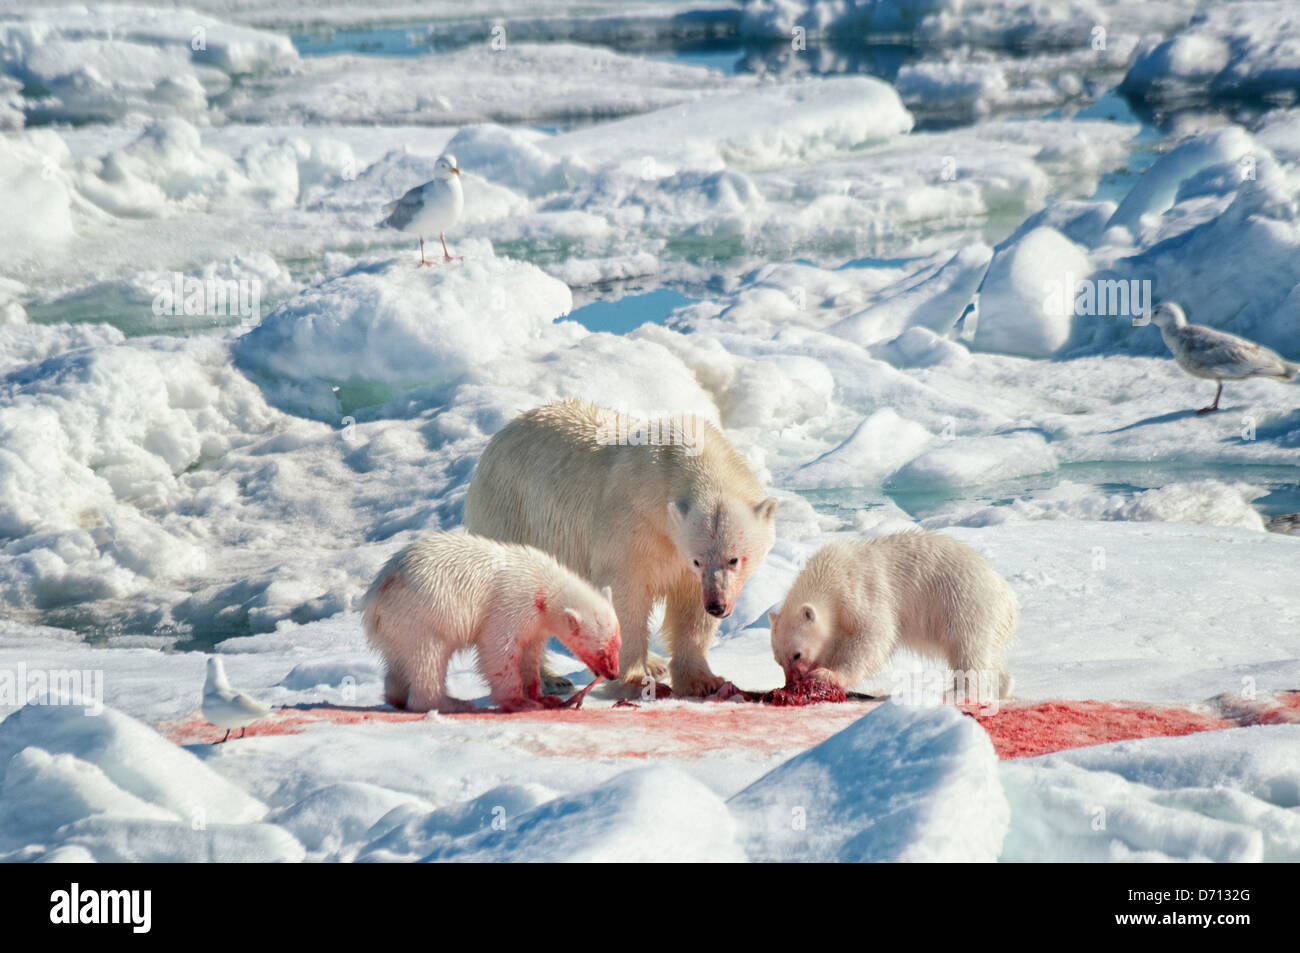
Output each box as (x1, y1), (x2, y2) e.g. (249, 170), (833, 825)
(464, 399), (778, 697)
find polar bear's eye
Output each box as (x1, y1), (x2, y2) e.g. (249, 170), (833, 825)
(692, 559), (701, 568)
(792, 653), (802, 661)
(728, 558), (739, 567)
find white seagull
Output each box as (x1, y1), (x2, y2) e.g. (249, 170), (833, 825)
(379, 153), (464, 267)
(202, 657), (272, 743)
(1150, 302), (1299, 414)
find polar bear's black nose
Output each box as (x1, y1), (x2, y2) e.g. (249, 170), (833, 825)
(706, 602), (726, 617)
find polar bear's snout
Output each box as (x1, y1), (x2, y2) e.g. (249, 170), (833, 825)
(572, 631), (620, 681)
(589, 643), (621, 680)
(783, 653), (813, 681)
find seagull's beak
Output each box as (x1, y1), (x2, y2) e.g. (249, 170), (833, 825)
(451, 167), (461, 175)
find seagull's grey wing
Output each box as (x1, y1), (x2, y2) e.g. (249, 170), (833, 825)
(230, 692), (272, 718)
(378, 183), (427, 230)
(1182, 326), (1288, 378)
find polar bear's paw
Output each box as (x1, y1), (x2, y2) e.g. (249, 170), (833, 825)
(540, 671), (576, 695)
(669, 667), (726, 698)
(437, 698), (478, 714)
(500, 697), (548, 713)
(645, 652), (670, 680)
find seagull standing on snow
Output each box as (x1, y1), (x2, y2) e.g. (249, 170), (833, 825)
(379, 153), (464, 267)
(1149, 302), (1299, 414)
(202, 657), (272, 743)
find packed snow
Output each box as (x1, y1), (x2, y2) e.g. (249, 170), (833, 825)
(1, 0), (1298, 862)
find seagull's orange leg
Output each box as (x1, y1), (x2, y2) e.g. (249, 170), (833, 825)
(440, 233), (462, 262)
(418, 237), (436, 268)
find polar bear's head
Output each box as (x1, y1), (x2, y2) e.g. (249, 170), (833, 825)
(555, 582), (622, 680)
(768, 602), (833, 682)
(667, 497), (778, 619)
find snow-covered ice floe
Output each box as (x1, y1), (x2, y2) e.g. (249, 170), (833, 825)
(1123, 1), (1300, 106)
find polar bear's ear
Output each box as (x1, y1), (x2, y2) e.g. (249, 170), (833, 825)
(600, 585), (613, 605)
(801, 603), (816, 623)
(767, 610), (780, 627)
(666, 501), (687, 529)
(564, 608), (582, 633)
(755, 498), (778, 523)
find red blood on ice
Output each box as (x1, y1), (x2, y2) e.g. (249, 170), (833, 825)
(969, 700), (1235, 759)
(760, 678), (848, 706)
(156, 704), (428, 745)
(709, 677), (848, 706)
(156, 690), (1299, 762)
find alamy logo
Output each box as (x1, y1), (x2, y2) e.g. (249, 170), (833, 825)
(1041, 274), (1152, 325)
(594, 411), (706, 456)
(890, 668), (1003, 715)
(151, 273), (262, 326)
(50, 883), (151, 933)
(0, 665), (103, 716)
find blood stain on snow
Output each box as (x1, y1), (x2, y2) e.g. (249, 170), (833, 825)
(969, 700), (1236, 759)
(157, 705), (428, 745)
(156, 692), (1298, 760)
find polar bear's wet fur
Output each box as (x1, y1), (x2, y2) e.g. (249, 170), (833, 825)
(362, 532), (621, 713)
(770, 531), (1016, 700)
(464, 399), (778, 697)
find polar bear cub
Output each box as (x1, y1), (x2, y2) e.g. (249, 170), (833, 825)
(769, 531), (1016, 700)
(362, 532), (621, 713)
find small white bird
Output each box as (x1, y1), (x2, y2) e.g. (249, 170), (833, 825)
(379, 153), (464, 267)
(1150, 302), (1299, 414)
(202, 657), (272, 743)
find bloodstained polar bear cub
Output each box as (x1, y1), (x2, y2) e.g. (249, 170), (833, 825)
(362, 533), (621, 713)
(770, 532), (1017, 700)
(465, 399), (778, 697)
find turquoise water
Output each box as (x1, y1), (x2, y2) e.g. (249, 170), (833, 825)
(569, 287), (696, 335)
(1058, 90), (1167, 205)
(798, 462), (1300, 524)
(292, 24), (449, 57)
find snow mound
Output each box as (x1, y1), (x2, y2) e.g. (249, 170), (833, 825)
(272, 781), (432, 856)
(739, 0), (962, 39)
(0, 5), (297, 124)
(56, 816), (305, 863)
(228, 42), (737, 127)
(828, 244), (991, 348)
(788, 408), (932, 488)
(0, 746), (178, 851)
(234, 256), (578, 418)
(278, 660), (381, 691)
(422, 767), (743, 862)
(1123, 2), (1300, 104)
(728, 701), (1008, 862)
(1068, 126), (1300, 359)
(0, 131), (78, 256)
(973, 226), (1090, 358)
(356, 783), (557, 862)
(1106, 126), (1256, 233)
(888, 431), (1057, 490)
(0, 335), (264, 611)
(548, 76), (913, 170)
(0, 703), (268, 825)
(1002, 725), (1300, 861)
(931, 480), (1268, 532)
